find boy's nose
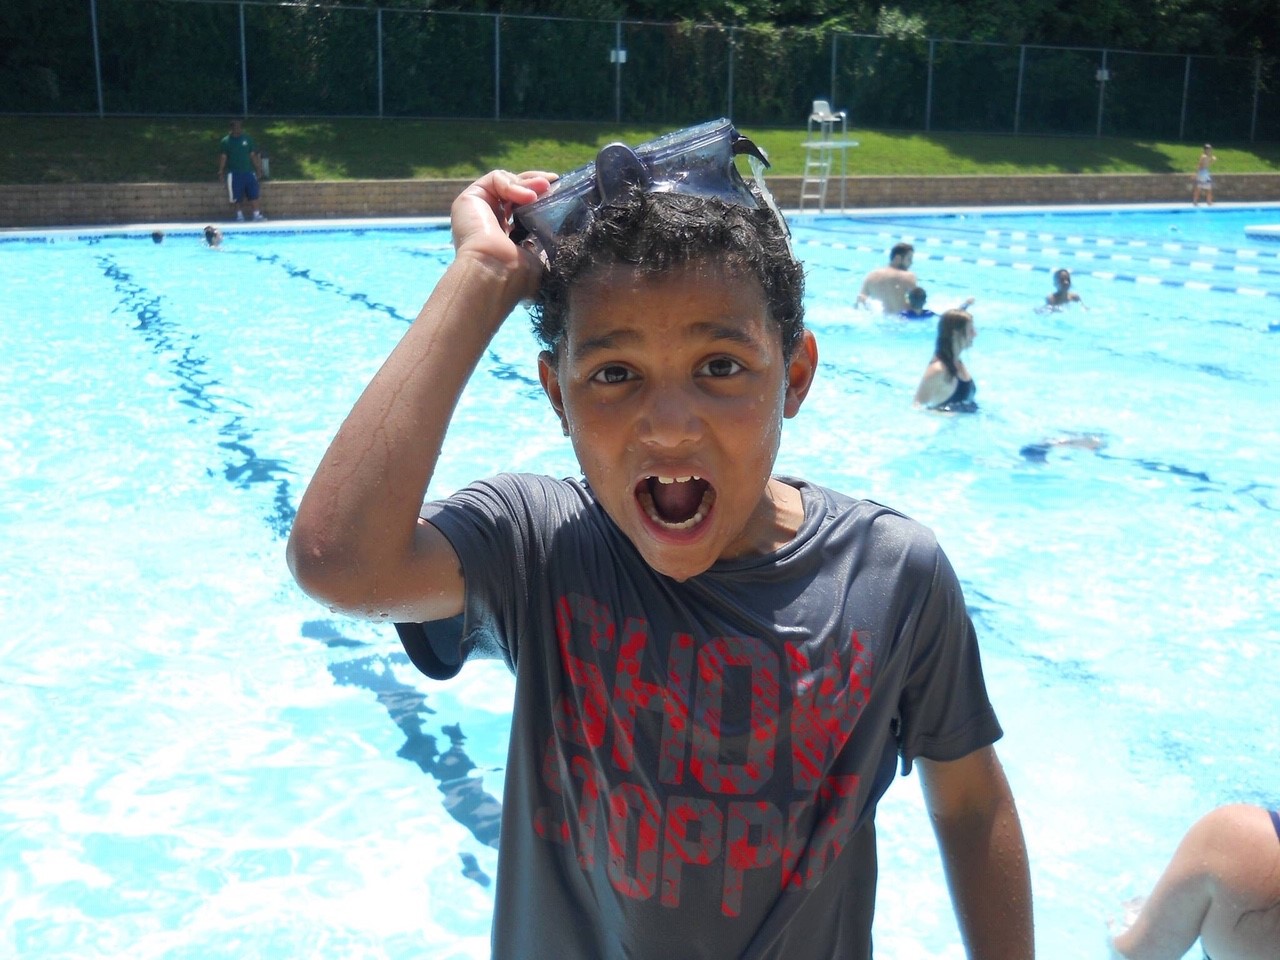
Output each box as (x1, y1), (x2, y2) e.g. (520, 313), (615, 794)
(636, 384), (702, 447)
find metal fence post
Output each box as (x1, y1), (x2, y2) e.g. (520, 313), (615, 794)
(727, 26), (735, 120)
(1179, 55), (1191, 140)
(239, 2), (248, 116)
(1250, 56), (1261, 142)
(1095, 48), (1108, 137)
(376, 8), (383, 119)
(925, 39), (934, 132)
(89, 0), (104, 117)
(1014, 45), (1025, 134)
(493, 14), (501, 120)
(830, 32), (838, 108)
(614, 20), (622, 123)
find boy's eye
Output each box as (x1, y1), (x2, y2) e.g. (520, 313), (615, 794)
(590, 364), (632, 384)
(700, 357), (743, 377)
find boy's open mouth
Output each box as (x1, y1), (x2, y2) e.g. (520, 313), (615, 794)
(636, 475), (714, 530)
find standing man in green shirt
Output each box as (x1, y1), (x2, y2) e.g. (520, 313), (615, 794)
(217, 119), (267, 222)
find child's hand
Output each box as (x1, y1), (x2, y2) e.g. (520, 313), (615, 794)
(451, 169), (555, 293)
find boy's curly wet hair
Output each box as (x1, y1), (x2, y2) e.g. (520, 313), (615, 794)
(531, 189), (805, 361)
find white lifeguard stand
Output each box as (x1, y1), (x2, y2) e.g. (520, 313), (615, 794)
(801, 100), (857, 213)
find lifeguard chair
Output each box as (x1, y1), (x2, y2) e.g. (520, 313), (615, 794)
(801, 100), (857, 212)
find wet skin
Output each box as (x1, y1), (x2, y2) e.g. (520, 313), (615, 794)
(538, 260), (818, 583)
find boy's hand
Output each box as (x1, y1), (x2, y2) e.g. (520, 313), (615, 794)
(452, 169), (556, 298)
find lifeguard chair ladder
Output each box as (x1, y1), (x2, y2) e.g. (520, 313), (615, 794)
(800, 100), (856, 212)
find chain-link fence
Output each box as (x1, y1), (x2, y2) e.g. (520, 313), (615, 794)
(4, 0), (1276, 142)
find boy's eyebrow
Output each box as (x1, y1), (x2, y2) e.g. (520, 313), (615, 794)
(574, 320), (767, 359)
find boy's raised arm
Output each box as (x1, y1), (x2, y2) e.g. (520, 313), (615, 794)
(287, 170), (554, 624)
(918, 747), (1035, 959)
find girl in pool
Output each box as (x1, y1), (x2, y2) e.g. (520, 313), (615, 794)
(914, 308), (978, 413)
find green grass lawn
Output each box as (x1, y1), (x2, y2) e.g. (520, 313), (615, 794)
(3, 116), (1278, 184)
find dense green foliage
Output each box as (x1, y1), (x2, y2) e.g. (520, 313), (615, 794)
(1, 1), (1274, 141)
(338, 0), (1275, 56)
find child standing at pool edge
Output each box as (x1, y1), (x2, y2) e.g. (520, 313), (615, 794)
(287, 121), (1033, 959)
(1192, 143), (1217, 206)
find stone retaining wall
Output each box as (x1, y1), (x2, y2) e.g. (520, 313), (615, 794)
(2, 173), (1278, 228)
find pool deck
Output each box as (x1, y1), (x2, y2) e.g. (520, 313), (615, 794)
(3, 172), (1279, 229)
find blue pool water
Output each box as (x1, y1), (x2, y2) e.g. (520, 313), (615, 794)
(2, 204), (1278, 959)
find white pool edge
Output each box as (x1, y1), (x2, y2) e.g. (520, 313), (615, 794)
(5, 200), (1280, 242)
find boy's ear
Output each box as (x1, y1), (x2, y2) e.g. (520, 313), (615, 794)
(538, 350), (570, 435)
(783, 330), (818, 419)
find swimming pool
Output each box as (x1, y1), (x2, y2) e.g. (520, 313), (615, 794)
(2, 203), (1277, 959)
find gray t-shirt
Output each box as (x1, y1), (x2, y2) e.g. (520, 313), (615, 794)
(396, 473), (1001, 959)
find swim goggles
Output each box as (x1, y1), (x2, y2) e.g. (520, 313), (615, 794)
(511, 117), (789, 263)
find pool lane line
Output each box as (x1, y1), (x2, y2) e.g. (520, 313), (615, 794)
(96, 253), (300, 538)
(921, 239), (1280, 279)
(860, 224), (1280, 261)
(796, 238), (1280, 299)
(799, 234), (1280, 279)
(798, 217), (1280, 261)
(975, 228), (1280, 261)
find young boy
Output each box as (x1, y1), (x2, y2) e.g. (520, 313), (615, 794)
(288, 121), (1033, 959)
(899, 285), (936, 320)
(900, 287), (973, 321)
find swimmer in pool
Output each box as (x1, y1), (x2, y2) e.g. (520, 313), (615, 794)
(899, 286), (936, 320)
(857, 242), (917, 314)
(914, 309), (978, 413)
(1019, 434), (1107, 462)
(899, 288), (974, 322)
(1109, 803), (1280, 960)
(1041, 268), (1083, 311)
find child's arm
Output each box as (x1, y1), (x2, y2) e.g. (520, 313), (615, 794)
(287, 170), (554, 624)
(918, 747), (1034, 959)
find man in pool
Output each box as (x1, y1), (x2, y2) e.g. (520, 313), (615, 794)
(856, 241), (917, 313)
(288, 120), (1033, 960)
